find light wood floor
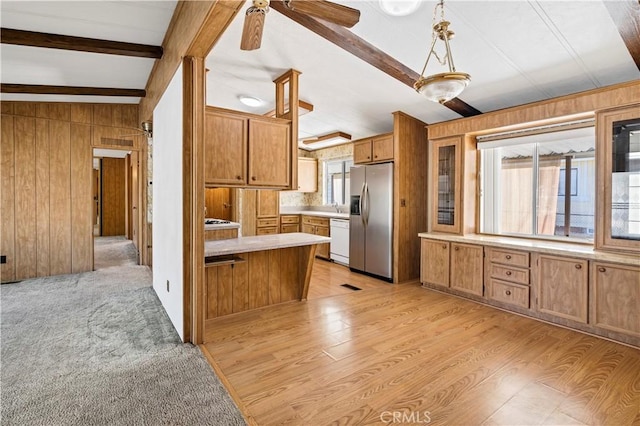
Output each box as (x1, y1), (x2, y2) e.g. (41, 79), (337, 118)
(202, 260), (640, 426)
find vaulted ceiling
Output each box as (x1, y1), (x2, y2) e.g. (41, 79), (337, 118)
(2, 1), (639, 150)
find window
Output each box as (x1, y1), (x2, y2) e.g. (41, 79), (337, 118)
(479, 125), (595, 240)
(324, 158), (353, 205)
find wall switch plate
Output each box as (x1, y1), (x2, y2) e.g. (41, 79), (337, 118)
(0, 255), (6, 264)
(166, 280), (170, 292)
(400, 199), (406, 207)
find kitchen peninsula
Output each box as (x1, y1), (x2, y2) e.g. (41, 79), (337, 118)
(202, 233), (330, 338)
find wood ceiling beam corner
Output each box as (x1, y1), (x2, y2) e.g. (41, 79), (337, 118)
(604, 0), (640, 71)
(0, 83), (145, 97)
(139, 0), (244, 121)
(270, 1), (481, 118)
(0, 28), (163, 58)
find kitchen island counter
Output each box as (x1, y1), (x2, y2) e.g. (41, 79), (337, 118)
(204, 232), (330, 257)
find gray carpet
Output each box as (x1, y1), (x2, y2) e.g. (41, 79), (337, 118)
(1, 237), (246, 426)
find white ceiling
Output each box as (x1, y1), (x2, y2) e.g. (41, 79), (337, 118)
(1, 1), (638, 150)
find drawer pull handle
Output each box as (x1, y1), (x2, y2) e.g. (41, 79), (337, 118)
(505, 271), (512, 276)
(598, 267), (606, 273)
(575, 264), (582, 270)
(505, 255), (512, 260)
(505, 290), (511, 296)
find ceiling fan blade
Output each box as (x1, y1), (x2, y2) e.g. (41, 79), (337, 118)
(240, 7), (266, 51)
(285, 0), (360, 28)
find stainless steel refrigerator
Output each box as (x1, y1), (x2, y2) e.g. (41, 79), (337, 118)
(349, 163), (393, 281)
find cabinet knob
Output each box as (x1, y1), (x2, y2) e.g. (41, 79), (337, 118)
(454, 246), (459, 251)
(442, 244), (447, 249)
(575, 264), (582, 270)
(505, 255), (512, 260)
(251, 176), (257, 181)
(505, 290), (511, 296)
(374, 155), (378, 159)
(598, 266), (606, 273)
(506, 271), (512, 276)
(236, 175), (242, 180)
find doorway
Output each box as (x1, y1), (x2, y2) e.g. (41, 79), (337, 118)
(204, 187), (234, 221)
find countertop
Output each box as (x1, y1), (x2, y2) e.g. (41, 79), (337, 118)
(205, 232), (331, 257)
(204, 220), (241, 231)
(418, 232), (640, 267)
(281, 210), (350, 220)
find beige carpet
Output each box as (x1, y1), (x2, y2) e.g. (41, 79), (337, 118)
(1, 237), (245, 426)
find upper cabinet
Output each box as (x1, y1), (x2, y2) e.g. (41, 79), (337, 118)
(596, 104), (640, 254)
(204, 107), (292, 189)
(353, 133), (393, 164)
(296, 157), (318, 192)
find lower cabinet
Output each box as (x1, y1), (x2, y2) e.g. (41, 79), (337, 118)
(302, 216), (330, 259)
(205, 257), (249, 318)
(450, 243), (483, 296)
(420, 239), (450, 288)
(280, 214), (300, 233)
(591, 262), (640, 337)
(419, 236), (639, 347)
(537, 254), (588, 324)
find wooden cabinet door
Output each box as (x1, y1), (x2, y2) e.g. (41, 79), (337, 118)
(537, 255), (588, 323)
(353, 140), (372, 164)
(430, 136), (462, 234)
(372, 134), (393, 162)
(297, 158), (318, 192)
(257, 190), (279, 218)
(591, 262), (640, 337)
(204, 112), (247, 185)
(248, 118), (291, 187)
(450, 243), (483, 296)
(301, 224), (314, 234)
(315, 225), (330, 259)
(420, 239), (450, 288)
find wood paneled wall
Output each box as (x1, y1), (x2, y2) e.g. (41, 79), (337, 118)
(0, 101), (139, 283)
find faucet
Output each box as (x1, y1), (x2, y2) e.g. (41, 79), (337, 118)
(332, 202), (341, 213)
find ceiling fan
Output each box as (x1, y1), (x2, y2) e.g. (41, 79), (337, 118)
(241, 0), (361, 50)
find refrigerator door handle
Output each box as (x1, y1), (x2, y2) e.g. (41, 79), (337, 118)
(359, 182), (366, 227)
(364, 182), (370, 227)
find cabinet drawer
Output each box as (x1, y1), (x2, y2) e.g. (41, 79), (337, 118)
(280, 224), (300, 234)
(488, 279), (530, 309)
(257, 218), (278, 227)
(489, 264), (529, 285)
(487, 248), (529, 268)
(257, 227), (278, 235)
(280, 215), (300, 224)
(302, 216), (329, 227)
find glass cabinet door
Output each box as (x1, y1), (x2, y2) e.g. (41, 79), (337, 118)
(430, 137), (462, 234)
(597, 104), (640, 253)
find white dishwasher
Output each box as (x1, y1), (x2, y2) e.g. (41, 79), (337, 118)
(329, 219), (350, 266)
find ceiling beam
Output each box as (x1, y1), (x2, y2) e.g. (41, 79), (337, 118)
(0, 28), (163, 59)
(604, 0), (640, 71)
(1, 84), (145, 97)
(270, 2), (481, 118)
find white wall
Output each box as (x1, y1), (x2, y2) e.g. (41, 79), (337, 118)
(152, 65), (185, 341)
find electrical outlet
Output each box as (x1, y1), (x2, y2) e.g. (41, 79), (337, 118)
(166, 280), (170, 292)
(400, 199), (406, 207)
(0, 255), (6, 264)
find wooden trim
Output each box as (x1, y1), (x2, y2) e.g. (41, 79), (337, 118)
(302, 131), (351, 145)
(270, 1), (479, 118)
(0, 28), (163, 58)
(428, 80), (640, 139)
(183, 57), (206, 344)
(263, 99), (314, 118)
(299, 244), (317, 300)
(138, 1), (244, 121)
(273, 69), (301, 191)
(604, 1), (640, 71)
(1, 84), (145, 97)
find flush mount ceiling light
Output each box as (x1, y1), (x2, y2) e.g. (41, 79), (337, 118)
(414, 0), (470, 104)
(238, 95), (265, 107)
(379, 0), (421, 17)
(302, 131), (352, 146)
